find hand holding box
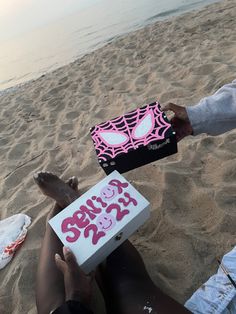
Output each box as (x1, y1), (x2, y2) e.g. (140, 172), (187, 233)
(90, 102), (177, 174)
(49, 171), (150, 273)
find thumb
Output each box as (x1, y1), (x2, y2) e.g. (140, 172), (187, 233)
(63, 247), (79, 270)
(55, 253), (67, 274)
(161, 102), (180, 114)
(161, 102), (188, 120)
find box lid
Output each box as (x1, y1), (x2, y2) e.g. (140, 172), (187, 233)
(49, 171), (150, 267)
(90, 101), (174, 163)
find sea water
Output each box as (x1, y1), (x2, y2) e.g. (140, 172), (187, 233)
(0, 0), (220, 92)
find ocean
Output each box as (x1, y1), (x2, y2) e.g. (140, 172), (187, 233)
(0, 0), (220, 92)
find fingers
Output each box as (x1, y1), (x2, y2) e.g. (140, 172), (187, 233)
(56, 247), (86, 276)
(162, 102), (179, 113)
(63, 247), (78, 267)
(63, 247), (85, 276)
(55, 248), (77, 273)
(55, 253), (67, 273)
(161, 102), (188, 120)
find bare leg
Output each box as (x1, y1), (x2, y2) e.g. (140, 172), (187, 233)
(35, 172), (189, 314)
(98, 240), (190, 314)
(35, 175), (79, 314)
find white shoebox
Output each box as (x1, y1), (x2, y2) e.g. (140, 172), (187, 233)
(49, 171), (150, 273)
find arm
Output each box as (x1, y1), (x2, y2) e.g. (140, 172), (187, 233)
(162, 79), (236, 140)
(186, 79), (236, 136)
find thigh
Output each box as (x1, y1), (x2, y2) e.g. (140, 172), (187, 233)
(101, 241), (190, 314)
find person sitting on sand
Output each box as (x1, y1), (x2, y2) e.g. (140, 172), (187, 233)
(162, 79), (236, 141)
(34, 171), (190, 314)
(163, 79), (236, 313)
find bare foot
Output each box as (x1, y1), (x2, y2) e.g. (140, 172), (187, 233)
(34, 172), (79, 208)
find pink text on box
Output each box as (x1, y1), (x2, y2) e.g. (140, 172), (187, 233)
(61, 179), (138, 245)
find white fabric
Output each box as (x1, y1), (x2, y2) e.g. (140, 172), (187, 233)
(187, 79), (236, 136)
(185, 246), (236, 314)
(0, 214), (31, 269)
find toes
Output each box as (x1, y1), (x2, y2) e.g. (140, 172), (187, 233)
(71, 176), (79, 186)
(66, 177), (73, 186)
(67, 176), (79, 190)
(33, 171), (45, 185)
(33, 171), (58, 185)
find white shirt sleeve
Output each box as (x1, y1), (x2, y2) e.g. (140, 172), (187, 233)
(186, 80), (236, 136)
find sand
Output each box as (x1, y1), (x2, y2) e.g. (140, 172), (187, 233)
(0, 0), (236, 312)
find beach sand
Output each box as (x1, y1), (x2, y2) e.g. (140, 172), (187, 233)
(0, 0), (236, 312)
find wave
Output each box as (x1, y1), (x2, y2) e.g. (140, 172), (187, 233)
(146, 0), (207, 22)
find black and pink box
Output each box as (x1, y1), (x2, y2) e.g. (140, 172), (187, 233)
(90, 102), (177, 174)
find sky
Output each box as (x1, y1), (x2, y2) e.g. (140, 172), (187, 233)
(0, 0), (100, 41)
